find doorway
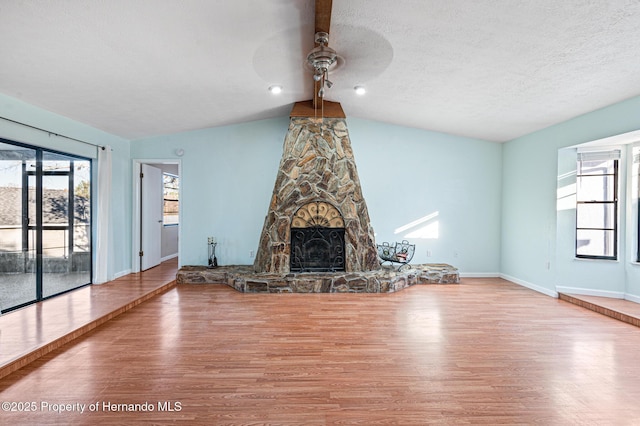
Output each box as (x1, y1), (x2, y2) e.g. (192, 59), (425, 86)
(132, 160), (181, 273)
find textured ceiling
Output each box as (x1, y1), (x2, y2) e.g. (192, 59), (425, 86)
(0, 0), (639, 142)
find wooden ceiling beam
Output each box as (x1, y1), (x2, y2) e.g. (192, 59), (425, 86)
(312, 0), (333, 111)
(291, 100), (345, 119)
(315, 0), (333, 36)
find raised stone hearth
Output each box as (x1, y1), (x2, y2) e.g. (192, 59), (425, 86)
(176, 263), (459, 293)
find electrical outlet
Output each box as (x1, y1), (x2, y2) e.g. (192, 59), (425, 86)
(249, 250), (255, 258)
(426, 250), (432, 257)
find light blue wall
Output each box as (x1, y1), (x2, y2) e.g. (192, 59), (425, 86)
(348, 118), (502, 274)
(132, 116), (503, 274)
(131, 118), (289, 266)
(0, 93), (132, 279)
(502, 95), (640, 297)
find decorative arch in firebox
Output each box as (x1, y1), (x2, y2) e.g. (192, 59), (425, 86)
(290, 201), (345, 272)
(292, 201), (344, 228)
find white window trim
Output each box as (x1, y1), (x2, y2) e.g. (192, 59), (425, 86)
(574, 147), (622, 260)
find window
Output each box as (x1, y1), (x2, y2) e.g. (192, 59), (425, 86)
(163, 173), (179, 226)
(635, 148), (640, 262)
(0, 138), (92, 313)
(575, 150), (619, 259)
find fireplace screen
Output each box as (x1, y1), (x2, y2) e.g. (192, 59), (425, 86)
(290, 201), (345, 272)
(290, 227), (345, 272)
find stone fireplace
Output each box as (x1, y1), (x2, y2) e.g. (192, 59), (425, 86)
(253, 112), (379, 274)
(176, 101), (460, 292)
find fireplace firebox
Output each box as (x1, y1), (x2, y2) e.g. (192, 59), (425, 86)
(289, 201), (345, 272)
(290, 227), (345, 272)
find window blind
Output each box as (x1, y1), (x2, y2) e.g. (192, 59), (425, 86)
(577, 150), (621, 162)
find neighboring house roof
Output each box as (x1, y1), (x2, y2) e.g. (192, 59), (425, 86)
(0, 187), (89, 226)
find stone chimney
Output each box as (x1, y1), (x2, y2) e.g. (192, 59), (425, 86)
(254, 102), (379, 274)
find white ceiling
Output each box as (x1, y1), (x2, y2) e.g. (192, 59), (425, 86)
(1, 0), (639, 142)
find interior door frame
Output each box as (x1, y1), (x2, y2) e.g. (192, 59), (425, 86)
(131, 159), (182, 274)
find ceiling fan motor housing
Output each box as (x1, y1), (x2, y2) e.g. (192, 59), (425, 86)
(307, 32), (337, 75)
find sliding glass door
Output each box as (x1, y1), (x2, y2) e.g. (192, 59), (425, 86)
(0, 142), (37, 311)
(0, 139), (92, 312)
(41, 151), (92, 298)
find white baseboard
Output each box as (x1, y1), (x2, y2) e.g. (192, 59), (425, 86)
(500, 274), (559, 298)
(161, 253), (178, 262)
(113, 269), (132, 280)
(555, 286), (625, 299)
(460, 272), (500, 278)
(624, 293), (640, 303)
(94, 269), (131, 284)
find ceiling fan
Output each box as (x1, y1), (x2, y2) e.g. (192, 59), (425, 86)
(294, 0), (345, 117)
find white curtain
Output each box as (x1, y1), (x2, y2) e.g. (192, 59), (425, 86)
(94, 145), (112, 284)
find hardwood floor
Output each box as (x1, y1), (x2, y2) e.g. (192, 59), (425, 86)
(1, 277), (640, 424)
(559, 292), (640, 328)
(0, 259), (177, 380)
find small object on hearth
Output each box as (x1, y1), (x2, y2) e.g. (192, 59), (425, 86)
(207, 237), (218, 268)
(377, 240), (415, 271)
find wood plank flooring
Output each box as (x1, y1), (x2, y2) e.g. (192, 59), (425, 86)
(1, 277), (640, 424)
(559, 292), (640, 328)
(0, 259), (177, 380)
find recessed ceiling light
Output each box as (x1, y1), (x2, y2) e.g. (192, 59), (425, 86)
(269, 85), (283, 94)
(354, 86), (366, 95)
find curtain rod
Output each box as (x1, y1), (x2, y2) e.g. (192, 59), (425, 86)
(0, 115), (106, 151)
